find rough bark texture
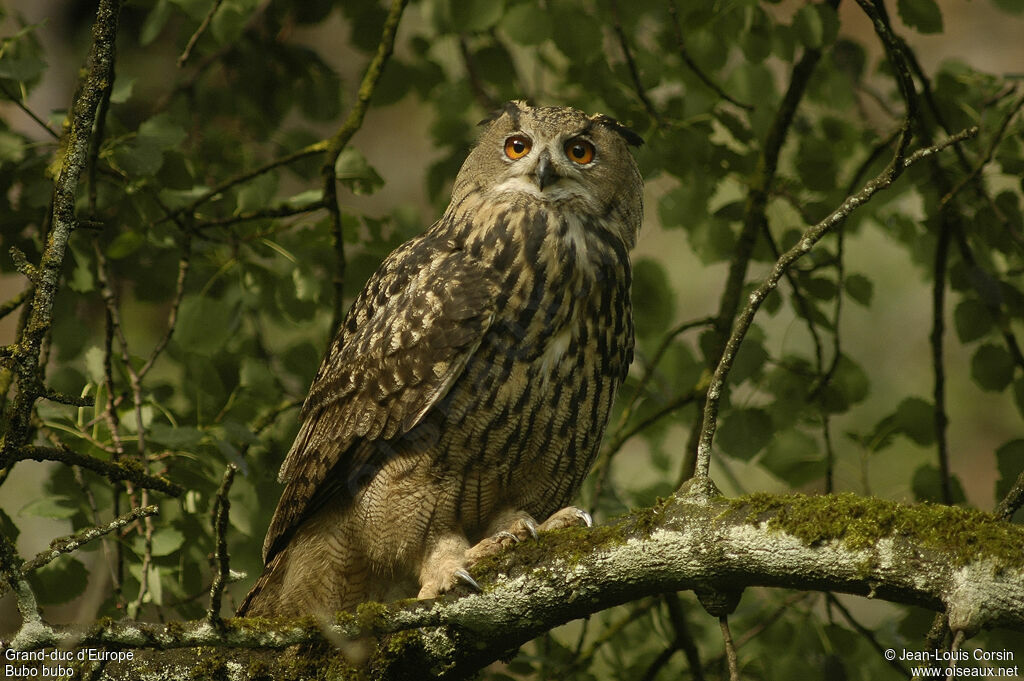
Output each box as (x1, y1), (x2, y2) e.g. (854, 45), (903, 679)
(15, 491), (1023, 680)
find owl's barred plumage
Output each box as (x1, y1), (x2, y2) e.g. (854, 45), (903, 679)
(239, 102), (643, 618)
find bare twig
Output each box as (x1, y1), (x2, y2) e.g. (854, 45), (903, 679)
(828, 594), (911, 678)
(321, 0), (409, 334)
(0, 81), (60, 139)
(0, 288), (32, 321)
(0, 0), (123, 472)
(995, 469), (1024, 522)
(208, 463), (238, 627)
(719, 616), (740, 681)
(665, 0), (751, 110)
(609, 0), (663, 126)
(178, 0), (225, 67)
(685, 3), (836, 481)
(693, 127), (979, 486)
(14, 505), (159, 581)
(12, 445), (183, 496)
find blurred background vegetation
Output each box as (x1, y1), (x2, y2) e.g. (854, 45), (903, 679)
(1, 0), (1023, 678)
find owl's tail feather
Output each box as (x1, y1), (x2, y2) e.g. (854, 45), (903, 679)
(236, 551), (284, 616)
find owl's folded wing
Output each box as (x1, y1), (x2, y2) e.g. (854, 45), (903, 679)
(262, 240), (498, 561)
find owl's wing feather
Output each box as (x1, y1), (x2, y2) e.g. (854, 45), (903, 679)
(262, 235), (498, 561)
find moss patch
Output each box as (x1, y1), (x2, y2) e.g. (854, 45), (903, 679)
(726, 492), (1024, 569)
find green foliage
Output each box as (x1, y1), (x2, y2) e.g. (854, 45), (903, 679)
(1, 0), (1023, 677)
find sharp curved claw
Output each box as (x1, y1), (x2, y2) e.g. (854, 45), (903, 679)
(577, 509), (593, 528)
(454, 568), (480, 592)
(524, 519), (539, 540)
(496, 530), (520, 543)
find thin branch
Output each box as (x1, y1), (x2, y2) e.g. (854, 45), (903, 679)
(156, 143), (326, 227)
(718, 616), (740, 681)
(693, 127), (978, 486)
(458, 35), (498, 111)
(12, 445), (183, 496)
(609, 0), (663, 127)
(0, 0), (123, 472)
(995, 469), (1024, 522)
(828, 594), (911, 678)
(321, 0), (409, 334)
(177, 0), (225, 67)
(0, 287), (32, 321)
(0, 81), (60, 139)
(685, 6), (836, 481)
(14, 505), (158, 580)
(931, 212), (953, 505)
(137, 236), (192, 379)
(208, 463), (238, 627)
(0, 532), (53, 649)
(665, 0), (751, 110)
(664, 592), (704, 681)
(939, 92), (1024, 210)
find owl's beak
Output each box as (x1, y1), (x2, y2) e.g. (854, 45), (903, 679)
(534, 152), (559, 191)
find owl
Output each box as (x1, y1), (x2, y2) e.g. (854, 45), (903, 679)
(238, 101), (644, 618)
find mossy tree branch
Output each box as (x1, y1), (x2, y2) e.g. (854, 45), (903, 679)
(16, 491), (1023, 679)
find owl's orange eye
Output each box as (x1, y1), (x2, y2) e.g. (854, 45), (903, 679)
(564, 138), (595, 164)
(504, 135), (532, 160)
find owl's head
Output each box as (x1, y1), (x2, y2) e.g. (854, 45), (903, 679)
(451, 101), (644, 245)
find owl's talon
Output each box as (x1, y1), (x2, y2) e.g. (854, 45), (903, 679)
(454, 568), (480, 591)
(523, 519), (539, 540)
(495, 530), (520, 543)
(538, 506), (594, 532)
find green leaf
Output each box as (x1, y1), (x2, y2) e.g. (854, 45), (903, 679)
(793, 4), (838, 49)
(84, 346), (105, 384)
(995, 439), (1024, 506)
(174, 296), (237, 356)
(149, 528), (186, 556)
(971, 343), (1014, 392)
(991, 0), (1024, 13)
(141, 0), (172, 46)
(718, 408), (773, 461)
(335, 148), (384, 195)
(844, 274), (873, 306)
(20, 496), (78, 519)
(502, 3), (552, 45)
(148, 423), (204, 449)
(235, 172), (279, 214)
(897, 0), (944, 34)
(953, 298), (994, 343)
(911, 464), (965, 503)
(893, 396), (935, 446)
(631, 258), (675, 338)
(0, 508), (19, 544)
(449, 0), (505, 32)
(106, 230), (145, 259)
(0, 130), (25, 163)
(820, 354), (870, 413)
(137, 113), (188, 150)
(28, 557), (88, 605)
(762, 428), (823, 486)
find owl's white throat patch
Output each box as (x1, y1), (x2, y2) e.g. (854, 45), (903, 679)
(492, 176), (590, 204)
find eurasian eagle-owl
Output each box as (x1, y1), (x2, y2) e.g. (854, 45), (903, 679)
(239, 101), (643, 617)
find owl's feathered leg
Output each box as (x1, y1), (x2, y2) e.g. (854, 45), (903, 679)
(417, 533), (480, 599)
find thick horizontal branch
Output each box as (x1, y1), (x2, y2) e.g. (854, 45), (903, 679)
(20, 491), (1024, 680)
(11, 446), (183, 496)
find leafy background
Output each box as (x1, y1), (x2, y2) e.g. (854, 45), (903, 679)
(1, 0), (1023, 678)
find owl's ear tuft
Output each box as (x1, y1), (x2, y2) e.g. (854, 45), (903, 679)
(478, 100), (529, 128)
(592, 114), (644, 147)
